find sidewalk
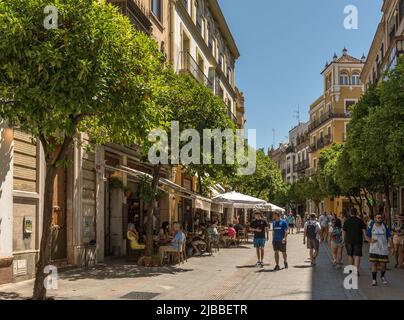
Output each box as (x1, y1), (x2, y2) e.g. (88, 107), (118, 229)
(0, 233), (403, 300)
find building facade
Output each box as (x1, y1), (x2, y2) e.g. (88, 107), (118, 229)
(0, 0), (243, 285)
(361, 0), (404, 216)
(307, 48), (365, 215)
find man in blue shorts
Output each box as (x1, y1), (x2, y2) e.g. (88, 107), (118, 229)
(249, 211), (268, 267)
(272, 212), (289, 271)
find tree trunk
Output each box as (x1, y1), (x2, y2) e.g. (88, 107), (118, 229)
(384, 183), (392, 227)
(32, 133), (75, 299)
(145, 164), (161, 257)
(32, 164), (56, 300)
(198, 174), (203, 195)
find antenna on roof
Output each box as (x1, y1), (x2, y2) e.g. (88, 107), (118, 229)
(272, 129), (276, 148)
(293, 105), (300, 124)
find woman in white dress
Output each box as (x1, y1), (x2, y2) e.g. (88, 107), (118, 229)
(366, 213), (393, 286)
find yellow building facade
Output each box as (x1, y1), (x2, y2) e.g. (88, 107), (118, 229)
(307, 48), (365, 216)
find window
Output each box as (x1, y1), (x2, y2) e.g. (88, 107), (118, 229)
(151, 0), (162, 21)
(344, 100), (357, 115)
(340, 72), (349, 85)
(351, 73), (360, 85)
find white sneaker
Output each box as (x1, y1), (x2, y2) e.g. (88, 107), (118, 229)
(381, 277), (388, 285)
(372, 280), (378, 286)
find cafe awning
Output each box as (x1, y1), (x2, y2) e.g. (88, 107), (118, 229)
(105, 165), (194, 199)
(194, 195), (212, 212)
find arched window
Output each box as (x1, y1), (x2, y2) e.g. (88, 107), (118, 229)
(340, 72), (349, 85)
(351, 72), (361, 85)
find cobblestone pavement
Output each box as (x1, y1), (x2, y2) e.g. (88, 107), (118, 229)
(1, 232), (403, 300)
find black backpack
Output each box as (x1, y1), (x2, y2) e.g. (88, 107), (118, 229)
(307, 222), (317, 240)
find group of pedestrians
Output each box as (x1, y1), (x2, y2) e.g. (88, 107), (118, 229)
(313, 208), (397, 286)
(249, 208), (403, 287)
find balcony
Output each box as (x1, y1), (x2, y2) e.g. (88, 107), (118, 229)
(308, 112), (350, 133)
(227, 107), (238, 124)
(108, 0), (152, 35)
(324, 134), (332, 146)
(294, 159), (310, 172)
(307, 167), (317, 177)
(179, 51), (213, 89)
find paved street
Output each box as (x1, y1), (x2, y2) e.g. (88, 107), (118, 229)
(1, 231), (403, 300)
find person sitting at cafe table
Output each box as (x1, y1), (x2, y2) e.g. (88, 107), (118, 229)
(208, 221), (219, 242)
(222, 224), (237, 247)
(191, 224), (210, 256)
(159, 223), (186, 264)
(127, 224), (146, 251)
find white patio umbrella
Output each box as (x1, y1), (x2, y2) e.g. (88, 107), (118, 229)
(212, 191), (267, 209)
(255, 202), (286, 213)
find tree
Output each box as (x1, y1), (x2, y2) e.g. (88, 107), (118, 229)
(344, 56), (404, 222)
(221, 148), (285, 202)
(304, 176), (325, 215)
(0, 0), (169, 299)
(141, 72), (239, 255)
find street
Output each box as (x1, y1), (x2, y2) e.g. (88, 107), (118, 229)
(1, 231), (403, 300)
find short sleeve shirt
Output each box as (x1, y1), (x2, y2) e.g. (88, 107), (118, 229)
(273, 220), (289, 242)
(250, 219), (268, 240)
(343, 216), (366, 245)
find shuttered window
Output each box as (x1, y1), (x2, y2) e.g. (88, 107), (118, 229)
(13, 130), (38, 193)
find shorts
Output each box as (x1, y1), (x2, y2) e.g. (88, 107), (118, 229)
(369, 253), (389, 263)
(393, 235), (404, 246)
(273, 241), (287, 253)
(331, 242), (344, 250)
(289, 224), (295, 228)
(345, 243), (363, 257)
(307, 238), (320, 250)
(254, 238), (266, 248)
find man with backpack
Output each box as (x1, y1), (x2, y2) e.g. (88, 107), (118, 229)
(304, 214), (321, 266)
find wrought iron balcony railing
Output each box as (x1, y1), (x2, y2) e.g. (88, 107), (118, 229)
(179, 51), (213, 89)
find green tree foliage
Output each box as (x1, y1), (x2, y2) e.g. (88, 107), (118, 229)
(0, 0), (169, 299)
(222, 148), (285, 202)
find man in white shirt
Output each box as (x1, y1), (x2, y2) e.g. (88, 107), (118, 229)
(319, 212), (330, 242)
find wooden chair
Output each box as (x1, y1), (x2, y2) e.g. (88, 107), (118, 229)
(237, 230), (246, 244)
(168, 240), (186, 265)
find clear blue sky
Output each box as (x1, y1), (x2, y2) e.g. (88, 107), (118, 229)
(219, 0), (383, 150)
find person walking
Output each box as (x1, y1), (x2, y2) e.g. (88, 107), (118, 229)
(392, 214), (404, 269)
(296, 214), (302, 234)
(342, 208), (367, 275)
(329, 218), (344, 268)
(272, 212), (289, 270)
(287, 213), (296, 235)
(366, 213), (393, 286)
(249, 211), (268, 267)
(303, 213), (321, 266)
(319, 212), (330, 243)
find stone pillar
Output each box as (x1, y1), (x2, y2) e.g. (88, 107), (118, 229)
(0, 122), (14, 284)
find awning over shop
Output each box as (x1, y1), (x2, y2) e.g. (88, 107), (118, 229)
(211, 202), (223, 214)
(194, 195), (212, 212)
(105, 165), (194, 199)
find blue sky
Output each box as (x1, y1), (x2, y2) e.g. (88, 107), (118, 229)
(219, 0), (383, 150)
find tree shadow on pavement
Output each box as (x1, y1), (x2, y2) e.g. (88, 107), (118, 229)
(59, 262), (193, 282)
(0, 291), (25, 300)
